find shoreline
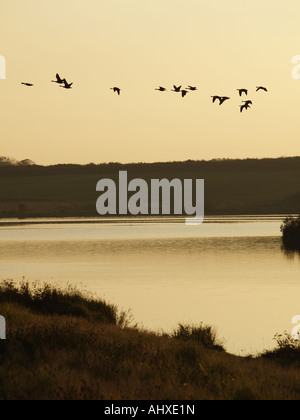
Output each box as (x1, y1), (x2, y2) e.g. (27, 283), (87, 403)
(0, 214), (292, 228)
(1, 281), (300, 400)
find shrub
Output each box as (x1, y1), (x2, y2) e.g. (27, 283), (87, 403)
(261, 332), (300, 365)
(171, 323), (225, 352)
(281, 216), (300, 249)
(0, 280), (118, 325)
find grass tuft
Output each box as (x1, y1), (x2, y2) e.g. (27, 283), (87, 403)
(171, 323), (225, 352)
(0, 280), (118, 325)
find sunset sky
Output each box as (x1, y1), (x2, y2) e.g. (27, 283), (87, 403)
(1, 0), (300, 165)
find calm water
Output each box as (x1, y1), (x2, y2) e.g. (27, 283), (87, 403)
(0, 216), (299, 355)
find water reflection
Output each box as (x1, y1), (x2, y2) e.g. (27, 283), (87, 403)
(281, 245), (300, 260)
(0, 217), (299, 355)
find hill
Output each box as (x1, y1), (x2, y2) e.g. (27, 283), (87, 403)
(0, 157), (299, 217)
(1, 281), (300, 400)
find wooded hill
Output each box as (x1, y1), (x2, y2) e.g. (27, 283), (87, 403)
(0, 157), (299, 217)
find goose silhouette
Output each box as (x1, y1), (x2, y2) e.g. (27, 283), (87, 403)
(219, 97), (230, 105)
(187, 86), (197, 91)
(237, 89), (248, 97)
(211, 95), (222, 103)
(21, 83), (34, 87)
(181, 90), (188, 98)
(52, 73), (65, 84)
(155, 86), (167, 92)
(171, 85), (182, 92)
(111, 87), (121, 95)
(256, 86), (268, 92)
(240, 103), (251, 113)
(242, 100), (253, 106)
(212, 96), (230, 105)
(60, 80), (73, 89)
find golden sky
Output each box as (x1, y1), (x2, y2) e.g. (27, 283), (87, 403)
(1, 0), (300, 165)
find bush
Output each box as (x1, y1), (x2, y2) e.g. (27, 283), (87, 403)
(0, 280), (118, 325)
(261, 332), (300, 365)
(171, 323), (225, 352)
(281, 216), (300, 249)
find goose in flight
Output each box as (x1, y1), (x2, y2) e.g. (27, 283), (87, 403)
(155, 86), (167, 92)
(171, 85), (182, 92)
(60, 80), (73, 89)
(237, 89), (248, 97)
(243, 100), (253, 106)
(21, 82), (34, 87)
(187, 86), (197, 91)
(211, 96), (230, 105)
(240, 103), (251, 113)
(111, 87), (121, 95)
(219, 97), (230, 105)
(211, 95), (222, 103)
(181, 90), (188, 98)
(256, 86), (268, 92)
(52, 73), (65, 84)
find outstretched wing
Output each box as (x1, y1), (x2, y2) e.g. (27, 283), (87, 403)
(220, 97), (230, 105)
(257, 86), (267, 92)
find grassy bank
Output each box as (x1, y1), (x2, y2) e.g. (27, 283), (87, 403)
(1, 158), (300, 217)
(1, 282), (300, 400)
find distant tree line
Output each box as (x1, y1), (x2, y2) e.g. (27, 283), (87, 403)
(0, 157), (300, 177)
(0, 156), (35, 168)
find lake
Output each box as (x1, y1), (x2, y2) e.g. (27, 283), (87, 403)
(0, 215), (299, 355)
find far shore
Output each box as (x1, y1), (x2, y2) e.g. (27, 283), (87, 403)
(1, 157), (300, 217)
(0, 214), (291, 231)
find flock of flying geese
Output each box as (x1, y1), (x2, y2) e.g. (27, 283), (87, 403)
(21, 74), (268, 113)
(154, 85), (268, 113)
(21, 73), (73, 90)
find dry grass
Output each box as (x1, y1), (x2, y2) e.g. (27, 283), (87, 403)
(1, 282), (300, 400)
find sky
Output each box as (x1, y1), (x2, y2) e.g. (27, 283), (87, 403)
(1, 0), (300, 165)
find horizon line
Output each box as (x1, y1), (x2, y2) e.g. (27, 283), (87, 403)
(2, 155), (300, 168)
